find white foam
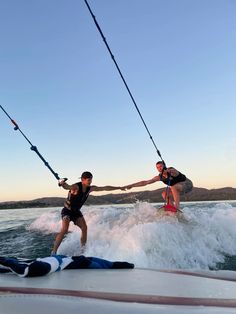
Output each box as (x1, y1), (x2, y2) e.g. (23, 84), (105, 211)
(28, 211), (62, 234)
(28, 202), (236, 269)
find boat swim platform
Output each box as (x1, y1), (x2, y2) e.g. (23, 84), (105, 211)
(1, 268), (236, 313)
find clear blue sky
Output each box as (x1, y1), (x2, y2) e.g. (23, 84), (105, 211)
(0, 0), (236, 201)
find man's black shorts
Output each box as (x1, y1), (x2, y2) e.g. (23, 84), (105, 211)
(61, 207), (83, 224)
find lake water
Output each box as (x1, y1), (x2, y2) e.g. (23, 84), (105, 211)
(1, 201), (236, 270)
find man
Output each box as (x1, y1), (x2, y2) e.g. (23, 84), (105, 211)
(52, 171), (124, 254)
(124, 161), (193, 210)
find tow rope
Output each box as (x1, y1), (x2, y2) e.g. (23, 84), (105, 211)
(0, 105), (66, 183)
(83, 0), (166, 166)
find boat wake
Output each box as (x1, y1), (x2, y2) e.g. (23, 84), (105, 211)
(28, 201), (236, 270)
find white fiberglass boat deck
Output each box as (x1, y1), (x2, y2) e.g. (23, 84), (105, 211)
(1, 268), (236, 313)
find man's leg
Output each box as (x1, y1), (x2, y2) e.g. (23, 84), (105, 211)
(162, 189), (174, 206)
(170, 183), (183, 209)
(75, 216), (87, 247)
(52, 218), (70, 254)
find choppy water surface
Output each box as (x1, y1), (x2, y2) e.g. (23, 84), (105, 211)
(1, 201), (236, 270)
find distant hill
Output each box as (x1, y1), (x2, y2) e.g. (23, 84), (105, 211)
(0, 187), (236, 209)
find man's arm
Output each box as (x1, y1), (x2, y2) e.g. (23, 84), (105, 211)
(90, 185), (125, 192)
(124, 176), (160, 190)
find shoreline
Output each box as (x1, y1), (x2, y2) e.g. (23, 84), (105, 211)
(0, 199), (235, 210)
(1, 187), (236, 210)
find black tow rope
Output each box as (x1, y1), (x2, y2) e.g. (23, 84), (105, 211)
(0, 105), (67, 183)
(83, 0), (165, 166)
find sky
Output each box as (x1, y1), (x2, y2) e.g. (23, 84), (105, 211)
(0, 0), (236, 202)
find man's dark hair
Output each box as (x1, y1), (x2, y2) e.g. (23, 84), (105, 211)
(156, 161), (167, 170)
(81, 171), (93, 179)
